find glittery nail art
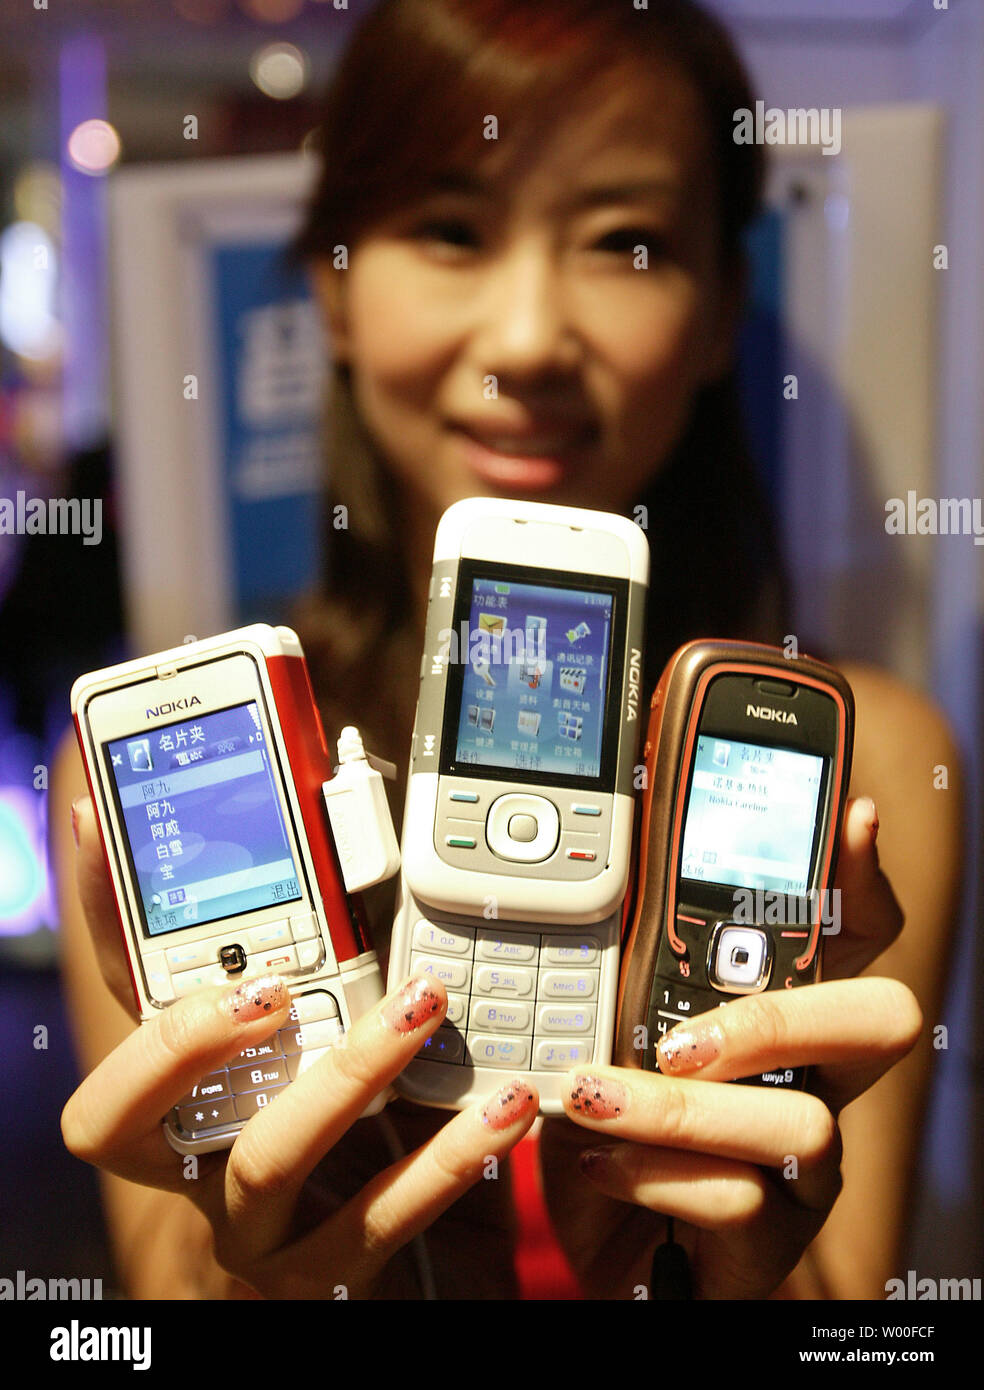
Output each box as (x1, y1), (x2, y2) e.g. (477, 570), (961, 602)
(569, 1073), (627, 1120)
(481, 1079), (537, 1130)
(658, 1022), (723, 1073)
(220, 975), (288, 1023)
(383, 976), (444, 1033)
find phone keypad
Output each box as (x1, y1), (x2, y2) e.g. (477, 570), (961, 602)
(146, 910), (326, 1008)
(171, 988), (342, 1143)
(409, 916), (604, 1073)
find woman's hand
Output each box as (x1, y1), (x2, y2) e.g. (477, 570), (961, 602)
(540, 797), (921, 1300)
(63, 795), (537, 1300)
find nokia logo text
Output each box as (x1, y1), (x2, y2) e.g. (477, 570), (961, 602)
(146, 698), (202, 718)
(626, 649), (642, 721)
(746, 704), (797, 725)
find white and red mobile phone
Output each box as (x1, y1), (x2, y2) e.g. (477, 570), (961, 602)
(71, 624), (396, 1152)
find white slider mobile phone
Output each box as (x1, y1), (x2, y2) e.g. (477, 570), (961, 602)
(71, 625), (398, 1154)
(388, 498), (649, 1112)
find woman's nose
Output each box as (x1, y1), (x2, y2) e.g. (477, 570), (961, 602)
(470, 240), (581, 380)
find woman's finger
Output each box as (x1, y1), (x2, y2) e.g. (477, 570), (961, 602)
(581, 1141), (835, 1299)
(61, 975), (295, 1188)
(655, 977), (921, 1107)
(258, 1078), (540, 1298)
(222, 975), (449, 1256)
(561, 1065), (838, 1178)
(824, 796), (905, 978)
(577, 1138), (841, 1224)
(73, 793), (141, 1017)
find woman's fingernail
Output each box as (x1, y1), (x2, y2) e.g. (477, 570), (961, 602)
(71, 798), (82, 848)
(220, 975), (289, 1023)
(579, 1147), (614, 1180)
(658, 1021), (724, 1073)
(481, 1078), (537, 1130)
(383, 976), (444, 1034)
(861, 796), (879, 843)
(569, 1073), (627, 1120)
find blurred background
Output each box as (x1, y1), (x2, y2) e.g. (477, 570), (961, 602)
(0, 0), (980, 1293)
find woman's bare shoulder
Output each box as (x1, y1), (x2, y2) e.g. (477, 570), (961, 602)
(835, 659), (963, 996)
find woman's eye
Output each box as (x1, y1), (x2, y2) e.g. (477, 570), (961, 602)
(411, 219), (480, 251)
(592, 227), (665, 258)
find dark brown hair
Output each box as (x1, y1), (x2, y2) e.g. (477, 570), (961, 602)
(292, 0), (784, 770)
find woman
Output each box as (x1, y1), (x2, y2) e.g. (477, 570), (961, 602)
(54, 0), (962, 1299)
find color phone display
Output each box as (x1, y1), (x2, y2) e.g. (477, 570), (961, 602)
(451, 575), (615, 781)
(614, 640), (854, 1089)
(104, 701), (302, 938)
(680, 737), (825, 896)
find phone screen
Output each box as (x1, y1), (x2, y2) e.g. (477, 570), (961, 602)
(449, 573), (616, 782)
(680, 736), (825, 896)
(103, 701), (303, 937)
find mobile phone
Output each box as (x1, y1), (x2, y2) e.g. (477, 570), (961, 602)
(615, 640), (854, 1088)
(71, 624), (396, 1153)
(388, 497), (649, 1112)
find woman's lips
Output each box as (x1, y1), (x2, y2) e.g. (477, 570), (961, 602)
(453, 425), (596, 492)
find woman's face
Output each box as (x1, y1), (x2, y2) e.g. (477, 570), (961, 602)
(314, 61), (740, 518)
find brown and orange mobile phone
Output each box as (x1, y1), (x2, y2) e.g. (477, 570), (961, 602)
(616, 640), (854, 1088)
